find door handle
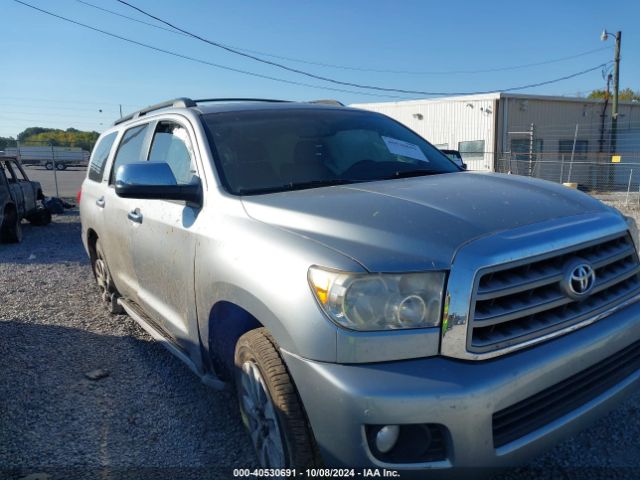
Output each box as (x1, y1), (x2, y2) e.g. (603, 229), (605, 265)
(127, 208), (143, 224)
(96, 196), (105, 208)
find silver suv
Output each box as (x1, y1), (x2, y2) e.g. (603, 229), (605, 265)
(79, 98), (640, 474)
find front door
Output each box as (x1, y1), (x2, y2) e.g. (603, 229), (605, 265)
(130, 120), (201, 351)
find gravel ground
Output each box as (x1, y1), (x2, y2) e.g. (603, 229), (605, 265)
(1, 209), (639, 480)
(0, 213), (255, 480)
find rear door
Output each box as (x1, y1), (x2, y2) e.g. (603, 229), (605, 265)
(10, 160), (37, 215)
(130, 118), (201, 348)
(2, 160), (26, 218)
(81, 131), (119, 250)
(102, 123), (152, 299)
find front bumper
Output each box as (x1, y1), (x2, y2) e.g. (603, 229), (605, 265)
(283, 299), (640, 474)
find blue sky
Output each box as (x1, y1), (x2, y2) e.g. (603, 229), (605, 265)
(1, 0), (638, 137)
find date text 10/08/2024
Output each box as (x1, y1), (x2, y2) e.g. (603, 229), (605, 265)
(233, 468), (401, 477)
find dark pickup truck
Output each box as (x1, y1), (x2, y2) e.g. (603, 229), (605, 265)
(0, 156), (51, 243)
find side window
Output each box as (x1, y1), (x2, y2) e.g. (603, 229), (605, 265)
(3, 161), (19, 183)
(9, 161), (27, 181)
(88, 132), (117, 182)
(110, 124), (149, 184)
(148, 122), (197, 185)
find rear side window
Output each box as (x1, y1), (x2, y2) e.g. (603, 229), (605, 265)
(110, 124), (149, 184)
(88, 132), (117, 182)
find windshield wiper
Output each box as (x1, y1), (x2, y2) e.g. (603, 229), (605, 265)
(382, 169), (440, 180)
(237, 178), (358, 195)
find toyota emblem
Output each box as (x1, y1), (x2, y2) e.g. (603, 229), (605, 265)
(562, 259), (596, 299)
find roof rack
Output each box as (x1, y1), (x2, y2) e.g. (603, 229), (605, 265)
(308, 99), (345, 106)
(113, 97), (197, 126)
(112, 97), (343, 126)
(194, 98), (291, 104)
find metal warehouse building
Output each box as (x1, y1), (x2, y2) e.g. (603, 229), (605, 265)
(352, 93), (640, 173)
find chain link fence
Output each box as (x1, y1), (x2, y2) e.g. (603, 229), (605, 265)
(0, 140), (89, 199)
(496, 120), (640, 205)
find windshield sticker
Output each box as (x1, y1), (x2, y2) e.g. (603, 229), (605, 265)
(382, 136), (428, 162)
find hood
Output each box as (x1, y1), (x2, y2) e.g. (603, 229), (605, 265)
(241, 172), (610, 272)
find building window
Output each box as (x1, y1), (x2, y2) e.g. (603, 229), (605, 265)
(510, 138), (544, 161)
(458, 140), (485, 159)
(559, 140), (588, 160)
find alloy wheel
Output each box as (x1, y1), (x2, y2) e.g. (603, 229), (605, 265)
(239, 360), (286, 468)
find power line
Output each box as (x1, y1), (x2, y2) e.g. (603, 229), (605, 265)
(76, 0), (610, 76)
(116, 0), (610, 95)
(12, 0), (407, 100)
(15, 0), (610, 98)
(75, 0), (184, 35)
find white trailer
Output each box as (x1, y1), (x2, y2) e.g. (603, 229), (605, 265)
(2, 146), (90, 170)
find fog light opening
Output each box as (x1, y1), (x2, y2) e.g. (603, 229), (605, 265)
(375, 425), (400, 453)
(367, 423), (447, 464)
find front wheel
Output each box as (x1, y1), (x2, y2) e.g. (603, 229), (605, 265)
(235, 328), (319, 469)
(0, 210), (22, 243)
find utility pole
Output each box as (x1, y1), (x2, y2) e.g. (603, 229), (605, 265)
(119, 104), (123, 117)
(601, 29), (622, 153)
(611, 31), (621, 154)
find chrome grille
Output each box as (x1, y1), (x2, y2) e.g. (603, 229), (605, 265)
(469, 233), (640, 353)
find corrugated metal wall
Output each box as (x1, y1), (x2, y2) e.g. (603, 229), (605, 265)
(354, 94), (640, 173)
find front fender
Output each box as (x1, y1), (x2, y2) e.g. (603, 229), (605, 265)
(194, 211), (364, 363)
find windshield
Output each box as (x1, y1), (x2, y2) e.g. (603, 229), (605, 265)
(203, 108), (459, 195)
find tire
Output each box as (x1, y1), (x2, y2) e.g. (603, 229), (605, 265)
(56, 163), (66, 171)
(45, 162), (53, 170)
(235, 328), (319, 469)
(27, 209), (52, 226)
(92, 240), (124, 314)
(0, 209), (22, 243)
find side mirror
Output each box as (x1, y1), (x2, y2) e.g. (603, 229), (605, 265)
(461, 163), (468, 170)
(115, 162), (201, 204)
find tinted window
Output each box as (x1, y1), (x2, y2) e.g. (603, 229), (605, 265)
(88, 132), (117, 182)
(203, 109), (458, 195)
(148, 122), (197, 185)
(110, 124), (149, 184)
(559, 140), (588, 160)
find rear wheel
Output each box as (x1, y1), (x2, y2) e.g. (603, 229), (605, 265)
(56, 163), (66, 171)
(235, 328), (319, 469)
(92, 240), (124, 314)
(45, 162), (53, 170)
(0, 209), (22, 243)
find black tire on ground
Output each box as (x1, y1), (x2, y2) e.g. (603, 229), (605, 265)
(0, 208), (23, 243)
(56, 163), (66, 171)
(27, 209), (52, 226)
(45, 162), (53, 170)
(235, 328), (319, 469)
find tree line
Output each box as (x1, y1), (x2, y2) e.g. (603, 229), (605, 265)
(1, 127), (100, 152)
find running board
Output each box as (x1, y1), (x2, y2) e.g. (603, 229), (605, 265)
(118, 298), (225, 390)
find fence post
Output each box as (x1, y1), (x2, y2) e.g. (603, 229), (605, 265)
(560, 155), (564, 183)
(50, 142), (60, 198)
(528, 123), (535, 176)
(626, 169), (633, 206)
(567, 154), (574, 183)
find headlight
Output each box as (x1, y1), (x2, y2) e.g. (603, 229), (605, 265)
(624, 215), (640, 252)
(308, 266), (446, 331)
